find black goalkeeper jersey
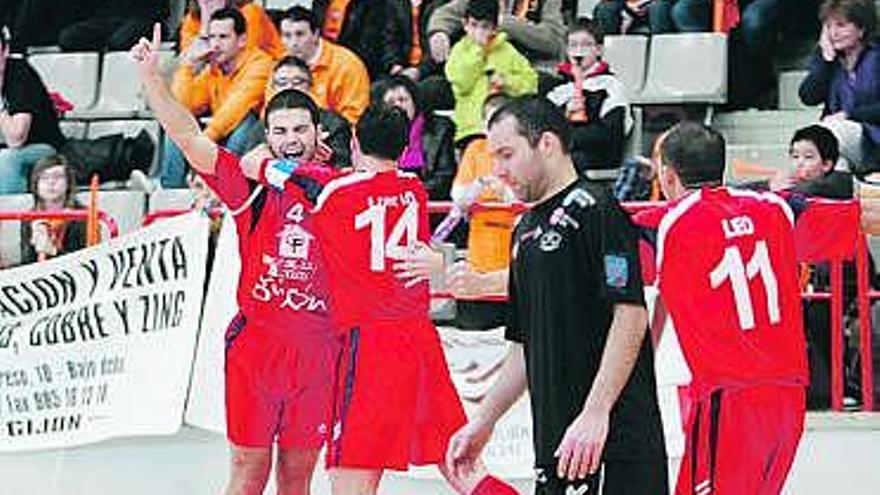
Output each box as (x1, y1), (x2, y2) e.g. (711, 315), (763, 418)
(506, 178), (665, 466)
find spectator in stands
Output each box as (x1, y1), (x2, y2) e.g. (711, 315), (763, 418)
(427, 0), (566, 65)
(20, 154), (86, 265)
(160, 7), (274, 188)
(546, 19), (633, 175)
(766, 124), (852, 198)
(4, 0), (90, 50)
(312, 0), (387, 79)
(649, 0), (711, 32)
(56, 0), (170, 51)
(279, 6), (370, 124)
(593, 0), (676, 35)
(445, 0), (538, 144)
(178, 0), (285, 69)
(799, 0), (880, 176)
(262, 55), (351, 168)
(383, 0), (449, 81)
(726, 0), (784, 109)
(0, 26), (66, 194)
(372, 75), (456, 199)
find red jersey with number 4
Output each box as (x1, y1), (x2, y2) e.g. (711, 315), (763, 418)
(310, 170), (431, 329)
(656, 187), (808, 396)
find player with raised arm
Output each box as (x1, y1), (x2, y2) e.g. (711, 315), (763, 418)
(256, 104), (518, 495)
(131, 24), (340, 495)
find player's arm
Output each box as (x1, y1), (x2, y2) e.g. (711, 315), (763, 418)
(446, 343), (527, 478)
(555, 302), (648, 478)
(132, 23), (218, 175)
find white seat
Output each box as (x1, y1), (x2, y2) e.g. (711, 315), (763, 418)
(713, 109), (817, 145)
(28, 52), (100, 111)
(725, 143), (792, 184)
(74, 190), (147, 237)
(0, 194), (35, 268)
(603, 35), (648, 97)
(637, 33), (728, 105)
(59, 121), (88, 140)
(148, 189), (197, 214)
(778, 70), (818, 111)
(263, 0), (311, 9)
(90, 52), (145, 117)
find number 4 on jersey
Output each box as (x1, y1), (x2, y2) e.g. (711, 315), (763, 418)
(355, 202), (419, 271)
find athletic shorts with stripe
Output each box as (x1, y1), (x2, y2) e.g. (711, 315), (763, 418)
(676, 384), (805, 495)
(327, 318), (467, 470)
(225, 313), (343, 449)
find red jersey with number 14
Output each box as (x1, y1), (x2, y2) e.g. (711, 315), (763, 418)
(655, 187), (808, 397)
(311, 170), (431, 329)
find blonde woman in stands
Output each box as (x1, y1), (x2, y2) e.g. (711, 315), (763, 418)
(19, 154), (86, 265)
(799, 0), (880, 176)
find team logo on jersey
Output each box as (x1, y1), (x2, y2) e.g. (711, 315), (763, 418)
(604, 254), (629, 288)
(539, 230), (563, 252)
(278, 224), (314, 259)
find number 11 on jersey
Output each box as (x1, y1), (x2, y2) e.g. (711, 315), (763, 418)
(355, 201), (419, 271)
(709, 240), (781, 331)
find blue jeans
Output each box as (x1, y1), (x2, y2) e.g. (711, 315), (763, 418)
(159, 112), (262, 188)
(0, 143), (57, 194)
(652, 0), (711, 33)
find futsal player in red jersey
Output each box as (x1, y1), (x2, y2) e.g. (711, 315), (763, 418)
(256, 104), (517, 495)
(133, 25), (342, 495)
(635, 122), (808, 495)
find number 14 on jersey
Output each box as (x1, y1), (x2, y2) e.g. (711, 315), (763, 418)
(355, 201), (419, 272)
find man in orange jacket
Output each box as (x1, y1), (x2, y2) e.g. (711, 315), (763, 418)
(159, 6), (274, 188)
(279, 6), (369, 125)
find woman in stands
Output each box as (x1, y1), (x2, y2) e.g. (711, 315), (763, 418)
(19, 154), (86, 265)
(799, 0), (880, 176)
(371, 75), (456, 200)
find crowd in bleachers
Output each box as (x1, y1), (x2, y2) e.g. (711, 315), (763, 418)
(2, 0), (880, 406)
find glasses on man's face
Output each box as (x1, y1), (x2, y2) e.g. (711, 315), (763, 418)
(273, 75), (310, 90)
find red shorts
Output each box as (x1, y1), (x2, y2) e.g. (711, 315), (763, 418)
(327, 318), (467, 470)
(676, 384), (806, 495)
(225, 313), (342, 449)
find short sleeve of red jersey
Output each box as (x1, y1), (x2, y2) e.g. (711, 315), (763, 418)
(200, 147), (254, 212)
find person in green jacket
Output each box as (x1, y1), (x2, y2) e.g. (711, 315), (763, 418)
(445, 0), (537, 144)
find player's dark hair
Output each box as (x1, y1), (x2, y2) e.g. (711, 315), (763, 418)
(264, 89), (320, 127)
(488, 95), (571, 154)
(660, 122), (726, 188)
(283, 6), (320, 33)
(790, 124), (840, 165)
(275, 55), (311, 78)
(210, 7), (247, 36)
(356, 104), (409, 161)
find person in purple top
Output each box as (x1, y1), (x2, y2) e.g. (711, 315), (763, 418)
(799, 0), (880, 176)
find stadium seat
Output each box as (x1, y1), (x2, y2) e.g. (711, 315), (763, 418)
(778, 70), (818, 111)
(59, 121), (88, 140)
(636, 33), (728, 105)
(74, 190), (147, 236)
(148, 189), (197, 214)
(603, 35), (648, 97)
(89, 52), (146, 118)
(713, 109), (817, 145)
(28, 52), (100, 111)
(0, 194), (35, 268)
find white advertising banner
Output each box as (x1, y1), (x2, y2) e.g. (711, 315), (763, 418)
(0, 212), (209, 452)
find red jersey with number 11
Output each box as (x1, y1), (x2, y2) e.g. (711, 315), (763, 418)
(655, 187), (808, 397)
(310, 170), (431, 329)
